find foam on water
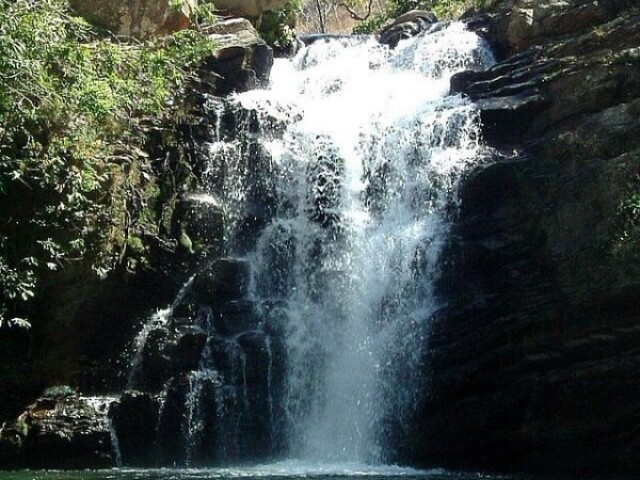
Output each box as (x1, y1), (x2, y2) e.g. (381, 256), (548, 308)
(113, 461), (444, 478)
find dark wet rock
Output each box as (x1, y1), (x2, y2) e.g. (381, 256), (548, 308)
(171, 193), (225, 258)
(236, 331), (273, 460)
(215, 300), (261, 335)
(206, 336), (245, 385)
(193, 258), (252, 304)
(184, 372), (225, 466)
(171, 302), (199, 324)
(378, 10), (438, 48)
(133, 327), (175, 393)
(110, 391), (160, 466)
(261, 301), (289, 337)
(173, 330), (208, 372)
(0, 394), (115, 469)
(407, 0), (640, 477)
(156, 377), (189, 465)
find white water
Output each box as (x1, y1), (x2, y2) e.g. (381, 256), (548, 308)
(113, 461), (442, 477)
(127, 275), (196, 389)
(232, 23), (495, 463)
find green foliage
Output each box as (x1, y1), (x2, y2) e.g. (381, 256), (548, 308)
(611, 175), (640, 255)
(0, 0), (215, 327)
(194, 2), (218, 25)
(258, 0), (302, 50)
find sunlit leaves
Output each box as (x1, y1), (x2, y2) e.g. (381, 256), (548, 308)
(0, 0), (215, 323)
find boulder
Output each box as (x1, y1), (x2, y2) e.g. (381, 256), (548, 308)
(378, 10), (438, 48)
(236, 331), (273, 459)
(0, 394), (116, 469)
(193, 19), (273, 95)
(171, 193), (225, 257)
(193, 258), (252, 304)
(173, 330), (208, 372)
(155, 377), (189, 465)
(130, 327), (175, 393)
(109, 391), (161, 466)
(215, 300), (261, 335)
(206, 336), (245, 384)
(69, 0), (196, 40)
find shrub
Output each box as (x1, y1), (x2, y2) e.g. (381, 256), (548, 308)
(0, 0), (215, 327)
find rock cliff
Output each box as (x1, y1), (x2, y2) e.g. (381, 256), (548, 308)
(0, 18), (273, 469)
(407, 0), (640, 477)
(69, 0), (196, 40)
(68, 0), (288, 40)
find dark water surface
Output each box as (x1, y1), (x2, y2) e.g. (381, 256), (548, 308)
(0, 463), (521, 480)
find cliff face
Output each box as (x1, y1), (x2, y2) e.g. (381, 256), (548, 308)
(67, 0), (289, 40)
(0, 19), (274, 469)
(410, 0), (640, 476)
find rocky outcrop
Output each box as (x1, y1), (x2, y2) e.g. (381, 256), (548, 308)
(0, 393), (116, 469)
(69, 0), (196, 40)
(193, 18), (273, 96)
(0, 17), (275, 470)
(378, 10), (438, 48)
(407, 0), (640, 477)
(103, 18), (280, 467)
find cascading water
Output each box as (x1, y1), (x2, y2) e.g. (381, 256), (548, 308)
(236, 22), (495, 463)
(114, 20), (494, 469)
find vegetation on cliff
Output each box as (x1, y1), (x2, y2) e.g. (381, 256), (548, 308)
(0, 0), (215, 328)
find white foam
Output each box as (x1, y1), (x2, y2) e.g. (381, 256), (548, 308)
(235, 23), (495, 463)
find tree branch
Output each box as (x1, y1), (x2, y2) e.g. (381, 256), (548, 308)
(315, 0), (326, 33)
(337, 0), (374, 21)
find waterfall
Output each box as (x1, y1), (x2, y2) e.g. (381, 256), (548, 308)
(114, 21), (494, 468)
(234, 22), (495, 463)
(108, 416), (123, 468)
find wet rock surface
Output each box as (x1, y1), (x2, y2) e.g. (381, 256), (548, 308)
(0, 19), (276, 470)
(378, 10), (438, 48)
(0, 393), (116, 469)
(409, 0), (640, 477)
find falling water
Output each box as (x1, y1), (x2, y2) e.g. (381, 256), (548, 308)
(233, 22), (494, 463)
(127, 276), (196, 389)
(115, 21), (494, 469)
(108, 416), (124, 468)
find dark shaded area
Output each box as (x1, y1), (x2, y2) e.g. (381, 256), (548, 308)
(403, 0), (640, 477)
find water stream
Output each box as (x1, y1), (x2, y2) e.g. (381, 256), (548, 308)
(238, 22), (494, 463)
(116, 21), (494, 469)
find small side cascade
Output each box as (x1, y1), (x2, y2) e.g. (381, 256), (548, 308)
(111, 262), (285, 466)
(108, 416), (123, 468)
